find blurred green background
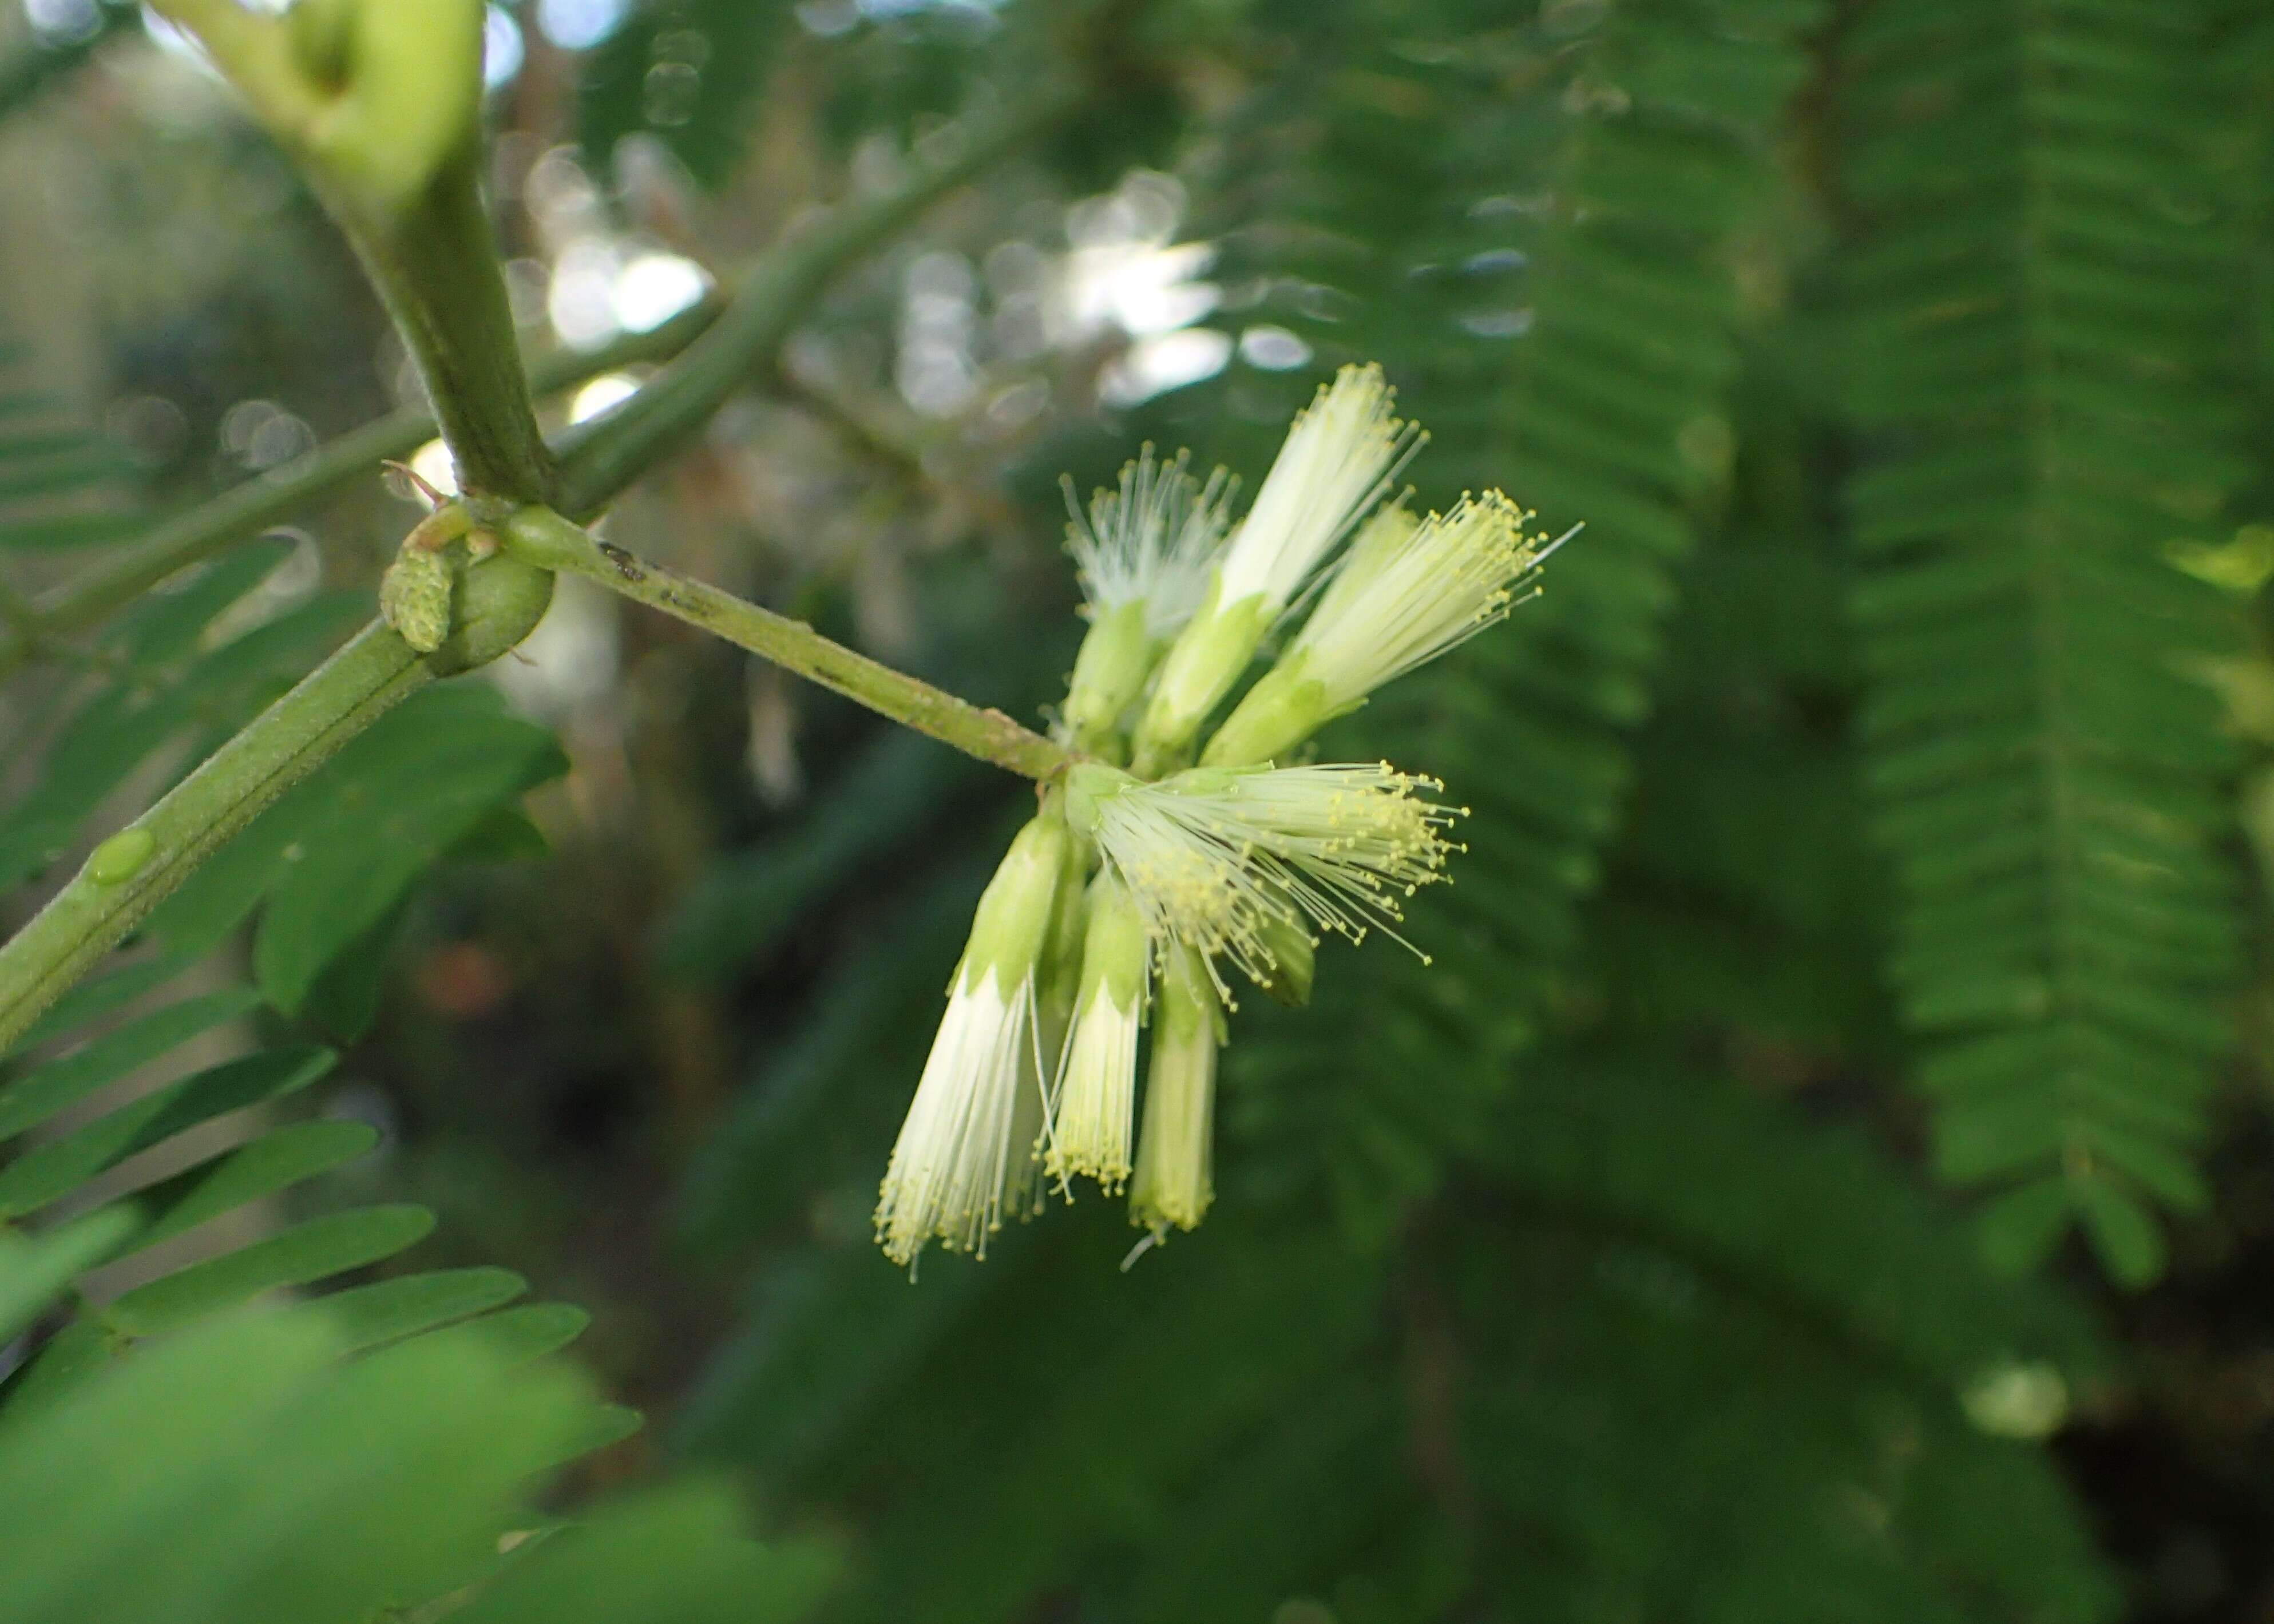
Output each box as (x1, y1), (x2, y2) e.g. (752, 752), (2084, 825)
(7, 0), (2274, 1619)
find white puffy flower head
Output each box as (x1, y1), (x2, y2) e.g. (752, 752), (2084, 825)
(1294, 491), (1562, 706)
(1046, 872), (1150, 1195)
(874, 971), (1050, 1264)
(1065, 760), (1464, 1001)
(874, 815), (1069, 1265)
(1214, 362), (1421, 616)
(1064, 447), (1234, 639)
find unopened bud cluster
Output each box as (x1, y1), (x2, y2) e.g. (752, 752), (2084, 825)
(875, 364), (1567, 1267)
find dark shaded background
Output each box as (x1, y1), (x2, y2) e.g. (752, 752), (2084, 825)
(6, 1), (2274, 1619)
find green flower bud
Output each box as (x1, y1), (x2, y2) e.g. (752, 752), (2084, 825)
(1059, 599), (1155, 758)
(1130, 945), (1223, 1235)
(429, 554), (553, 675)
(287, 0), (357, 86)
(311, 0), (485, 212)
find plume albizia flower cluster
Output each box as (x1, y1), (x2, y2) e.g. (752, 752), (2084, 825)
(874, 364), (1568, 1268)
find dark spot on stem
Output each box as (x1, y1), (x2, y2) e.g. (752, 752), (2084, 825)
(597, 541), (646, 583)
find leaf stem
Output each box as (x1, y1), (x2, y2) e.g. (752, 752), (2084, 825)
(0, 556), (553, 1054)
(502, 506), (1073, 782)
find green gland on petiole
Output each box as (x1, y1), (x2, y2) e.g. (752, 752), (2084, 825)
(377, 503), (497, 655)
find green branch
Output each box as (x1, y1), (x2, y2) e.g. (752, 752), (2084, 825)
(2, 84), (1064, 678)
(0, 80), (1079, 1045)
(502, 506), (1073, 782)
(0, 557), (552, 1055)
(552, 82), (1078, 518)
(0, 73), (1068, 679)
(0, 316), (714, 687)
(150, 0), (546, 500)
(347, 146), (557, 500)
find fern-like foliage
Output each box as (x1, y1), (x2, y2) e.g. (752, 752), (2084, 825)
(0, 340), (614, 1451)
(1841, 0), (2247, 1283)
(0, 970), (583, 1413)
(682, 1060), (2113, 1624)
(1154, 0), (1822, 1228)
(0, 342), (139, 557)
(0, 326), (842, 1620)
(0, 1222), (834, 1624)
(663, 9), (2115, 1619)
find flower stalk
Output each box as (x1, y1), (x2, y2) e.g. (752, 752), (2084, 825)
(501, 506), (1076, 783)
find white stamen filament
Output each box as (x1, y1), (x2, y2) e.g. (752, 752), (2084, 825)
(1047, 981), (1143, 1194)
(1064, 447), (1233, 637)
(1214, 363), (1422, 614)
(1295, 491), (1560, 705)
(874, 970), (1049, 1265)
(1079, 763), (1464, 1001)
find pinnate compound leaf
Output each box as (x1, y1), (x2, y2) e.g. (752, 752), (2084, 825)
(0, 1045), (334, 1219)
(105, 1203), (437, 1337)
(241, 682), (566, 1014)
